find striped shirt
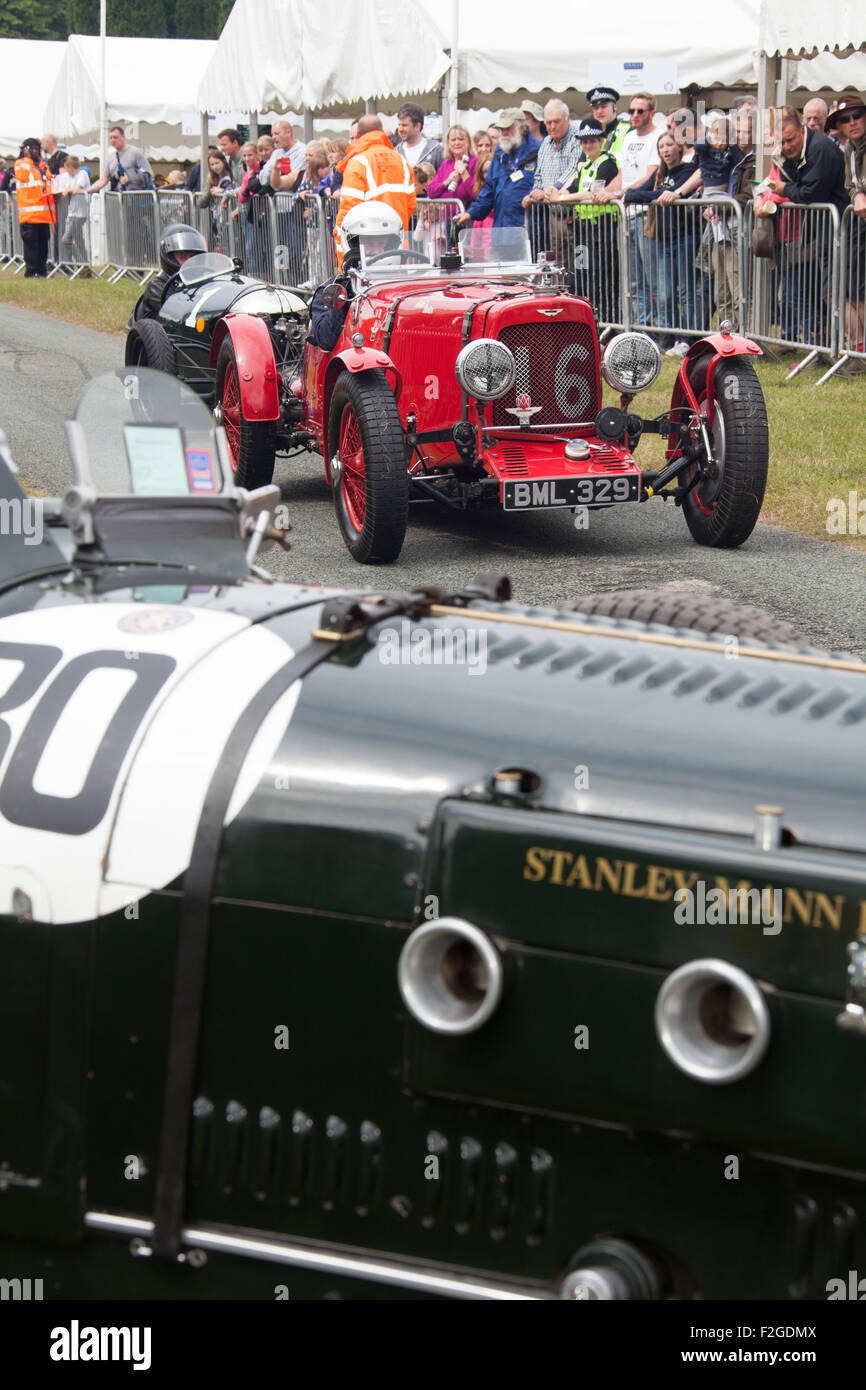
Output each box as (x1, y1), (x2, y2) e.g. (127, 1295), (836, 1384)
(533, 127), (583, 191)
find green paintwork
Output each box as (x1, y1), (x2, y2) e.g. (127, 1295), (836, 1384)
(1, 586), (865, 1298)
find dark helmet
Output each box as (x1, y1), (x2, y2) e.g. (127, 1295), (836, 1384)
(159, 222), (207, 276)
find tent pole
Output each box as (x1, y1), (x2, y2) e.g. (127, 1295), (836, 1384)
(776, 58), (792, 109)
(250, 111), (258, 140)
(97, 0), (109, 267)
(447, 0), (459, 129)
(756, 52), (776, 180)
(99, 0), (109, 181)
(303, 110), (313, 142)
(200, 111), (209, 193)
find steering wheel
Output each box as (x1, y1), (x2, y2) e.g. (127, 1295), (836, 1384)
(365, 249), (431, 266)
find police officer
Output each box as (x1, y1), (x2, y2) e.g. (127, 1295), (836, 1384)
(133, 222), (208, 321)
(586, 87), (631, 162)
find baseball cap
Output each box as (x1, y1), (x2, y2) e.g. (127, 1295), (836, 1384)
(492, 107), (526, 129)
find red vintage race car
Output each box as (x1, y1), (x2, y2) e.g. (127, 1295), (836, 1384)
(140, 232), (769, 565)
(292, 225), (769, 563)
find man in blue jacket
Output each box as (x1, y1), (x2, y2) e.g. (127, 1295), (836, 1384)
(455, 108), (540, 229)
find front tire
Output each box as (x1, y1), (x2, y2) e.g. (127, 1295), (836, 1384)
(216, 337), (276, 489)
(328, 369), (408, 564)
(681, 356), (768, 548)
(125, 319), (177, 374)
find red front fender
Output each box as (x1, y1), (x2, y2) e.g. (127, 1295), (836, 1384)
(320, 345), (400, 476)
(332, 343), (395, 375)
(209, 314), (279, 421)
(667, 333), (762, 455)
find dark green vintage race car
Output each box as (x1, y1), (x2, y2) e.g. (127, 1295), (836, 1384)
(0, 370), (864, 1301)
(125, 252), (310, 488)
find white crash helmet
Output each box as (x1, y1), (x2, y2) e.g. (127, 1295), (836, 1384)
(338, 200), (404, 256)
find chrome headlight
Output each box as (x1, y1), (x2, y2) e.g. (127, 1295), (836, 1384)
(601, 332), (662, 394)
(455, 338), (516, 401)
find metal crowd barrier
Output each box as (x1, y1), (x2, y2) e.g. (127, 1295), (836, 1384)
(156, 188), (196, 232)
(746, 201), (840, 375)
(103, 190), (159, 282)
(0, 191), (25, 272)
(525, 195), (747, 343)
(820, 204), (866, 382)
(49, 191), (92, 279)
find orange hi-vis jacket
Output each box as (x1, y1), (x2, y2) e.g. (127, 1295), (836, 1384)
(14, 156), (55, 224)
(334, 131), (415, 265)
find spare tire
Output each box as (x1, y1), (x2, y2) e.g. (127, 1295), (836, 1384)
(560, 588), (814, 649)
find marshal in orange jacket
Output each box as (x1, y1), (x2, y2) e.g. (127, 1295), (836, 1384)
(334, 131), (415, 266)
(14, 156), (55, 225)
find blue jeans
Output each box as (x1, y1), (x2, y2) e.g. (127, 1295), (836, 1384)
(627, 213), (655, 326)
(656, 232), (699, 340)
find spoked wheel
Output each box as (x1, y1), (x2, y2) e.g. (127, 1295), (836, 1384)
(681, 356), (768, 548)
(216, 338), (276, 489)
(328, 369), (408, 563)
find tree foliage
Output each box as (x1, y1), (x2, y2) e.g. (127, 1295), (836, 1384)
(5, 0), (233, 39)
(0, 0), (68, 40)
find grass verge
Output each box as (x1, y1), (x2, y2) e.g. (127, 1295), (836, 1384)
(0, 270), (140, 336)
(0, 273), (863, 547)
(611, 356), (866, 550)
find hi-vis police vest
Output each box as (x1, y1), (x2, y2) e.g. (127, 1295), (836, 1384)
(602, 115), (631, 162)
(13, 157), (55, 225)
(574, 157), (618, 222)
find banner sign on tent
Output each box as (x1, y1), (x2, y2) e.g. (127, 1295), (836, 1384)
(587, 58), (678, 96)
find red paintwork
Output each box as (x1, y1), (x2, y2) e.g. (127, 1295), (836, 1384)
(667, 334), (763, 455)
(301, 277), (603, 484)
(210, 314), (280, 422)
(478, 435), (640, 502)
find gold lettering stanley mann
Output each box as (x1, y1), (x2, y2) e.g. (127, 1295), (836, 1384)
(522, 846), (862, 931)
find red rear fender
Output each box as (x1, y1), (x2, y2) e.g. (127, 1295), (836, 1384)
(210, 314), (279, 421)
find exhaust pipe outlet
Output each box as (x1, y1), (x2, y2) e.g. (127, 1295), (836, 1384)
(655, 958), (771, 1084)
(398, 918), (504, 1035)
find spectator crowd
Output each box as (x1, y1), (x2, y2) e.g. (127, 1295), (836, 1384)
(1, 89), (865, 363)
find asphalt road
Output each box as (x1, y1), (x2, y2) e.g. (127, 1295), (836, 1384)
(3, 302), (865, 656)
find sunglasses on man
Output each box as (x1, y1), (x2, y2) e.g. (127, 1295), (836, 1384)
(629, 106), (648, 114)
(837, 109), (866, 122)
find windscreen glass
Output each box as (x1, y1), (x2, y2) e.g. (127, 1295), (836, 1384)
(72, 368), (224, 496)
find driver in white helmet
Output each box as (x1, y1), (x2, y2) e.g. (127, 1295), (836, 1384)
(309, 201), (410, 351)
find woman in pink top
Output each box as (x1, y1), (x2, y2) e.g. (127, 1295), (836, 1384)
(427, 126), (477, 207)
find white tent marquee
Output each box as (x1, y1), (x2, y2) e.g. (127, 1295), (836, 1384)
(758, 0), (865, 59)
(196, 0), (450, 114)
(44, 35), (217, 143)
(0, 40), (67, 157)
(424, 0), (766, 101)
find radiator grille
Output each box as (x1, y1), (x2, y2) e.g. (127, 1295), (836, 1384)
(492, 321), (599, 429)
